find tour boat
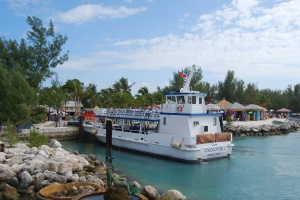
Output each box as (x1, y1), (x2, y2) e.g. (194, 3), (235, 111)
(94, 65), (234, 162)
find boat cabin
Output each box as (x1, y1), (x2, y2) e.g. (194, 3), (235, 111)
(162, 92), (207, 114)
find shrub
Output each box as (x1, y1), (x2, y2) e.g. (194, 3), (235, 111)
(226, 117), (233, 126)
(2, 120), (19, 147)
(28, 129), (48, 148)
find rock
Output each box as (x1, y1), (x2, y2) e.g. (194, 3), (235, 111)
(74, 151), (80, 155)
(86, 175), (105, 186)
(79, 176), (87, 182)
(32, 172), (45, 186)
(130, 181), (142, 191)
(0, 152), (5, 162)
(94, 160), (101, 166)
(104, 186), (130, 200)
(161, 189), (187, 200)
(89, 154), (97, 161)
(65, 173), (79, 182)
(18, 171), (33, 190)
(5, 156), (23, 166)
(48, 139), (62, 148)
(6, 177), (19, 188)
(0, 163), (11, 173)
(85, 165), (96, 172)
(17, 185), (35, 200)
(142, 185), (160, 200)
(19, 164), (35, 175)
(3, 183), (19, 200)
(0, 170), (17, 183)
(43, 170), (67, 183)
(36, 149), (49, 159)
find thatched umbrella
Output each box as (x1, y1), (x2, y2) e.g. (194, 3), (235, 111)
(217, 98), (232, 110)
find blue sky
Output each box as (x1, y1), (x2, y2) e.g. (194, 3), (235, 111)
(1, 0), (300, 95)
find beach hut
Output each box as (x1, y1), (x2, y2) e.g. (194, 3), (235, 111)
(217, 98), (232, 110)
(245, 104), (267, 121)
(226, 102), (247, 121)
(276, 108), (291, 118)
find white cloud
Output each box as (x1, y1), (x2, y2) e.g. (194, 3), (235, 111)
(58, 0), (300, 91)
(8, 0), (40, 10)
(56, 4), (147, 25)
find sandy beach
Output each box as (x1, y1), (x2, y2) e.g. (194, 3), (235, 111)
(231, 118), (287, 127)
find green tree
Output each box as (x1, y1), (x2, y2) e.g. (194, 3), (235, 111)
(25, 16), (69, 89)
(99, 89), (111, 108)
(217, 70), (237, 102)
(84, 83), (99, 108)
(243, 83), (260, 104)
(63, 79), (84, 117)
(0, 16), (68, 126)
(135, 86), (154, 108)
(235, 80), (245, 103)
(0, 66), (34, 125)
(152, 86), (164, 105)
(112, 77), (135, 94)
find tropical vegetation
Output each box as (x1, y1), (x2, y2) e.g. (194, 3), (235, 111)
(1, 16), (300, 129)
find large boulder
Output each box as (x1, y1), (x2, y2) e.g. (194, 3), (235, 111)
(142, 185), (160, 200)
(18, 171), (33, 190)
(2, 183), (19, 200)
(48, 139), (62, 148)
(161, 189), (187, 200)
(104, 186), (130, 200)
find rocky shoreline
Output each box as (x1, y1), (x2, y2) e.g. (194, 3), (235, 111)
(0, 139), (186, 200)
(224, 119), (300, 136)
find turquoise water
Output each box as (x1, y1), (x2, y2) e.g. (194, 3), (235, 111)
(60, 131), (300, 200)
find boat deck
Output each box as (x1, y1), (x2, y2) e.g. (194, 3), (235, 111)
(94, 109), (160, 122)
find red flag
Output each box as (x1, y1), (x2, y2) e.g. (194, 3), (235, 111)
(179, 72), (187, 77)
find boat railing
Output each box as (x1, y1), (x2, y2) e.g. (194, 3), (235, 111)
(99, 108), (160, 120)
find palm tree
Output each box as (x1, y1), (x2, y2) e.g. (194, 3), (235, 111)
(113, 77), (135, 94)
(85, 83), (98, 108)
(99, 89), (111, 108)
(63, 79), (84, 118)
(137, 86), (149, 97)
(136, 86), (154, 108)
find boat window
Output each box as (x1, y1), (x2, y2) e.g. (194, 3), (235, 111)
(177, 96), (185, 104)
(188, 96), (196, 104)
(213, 118), (217, 126)
(199, 97), (203, 104)
(163, 117), (166, 125)
(204, 125), (208, 132)
(167, 96), (176, 104)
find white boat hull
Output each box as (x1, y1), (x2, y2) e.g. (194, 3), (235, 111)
(96, 129), (233, 162)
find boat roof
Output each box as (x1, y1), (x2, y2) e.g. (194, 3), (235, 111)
(164, 92), (206, 96)
(95, 115), (160, 122)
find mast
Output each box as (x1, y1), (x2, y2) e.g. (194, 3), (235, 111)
(181, 65), (197, 92)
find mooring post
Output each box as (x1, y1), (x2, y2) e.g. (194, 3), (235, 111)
(78, 116), (85, 140)
(106, 120), (112, 163)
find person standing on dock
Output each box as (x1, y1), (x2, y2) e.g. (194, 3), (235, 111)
(57, 112), (62, 127)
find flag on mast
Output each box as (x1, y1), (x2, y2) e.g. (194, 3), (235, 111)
(179, 72), (187, 78)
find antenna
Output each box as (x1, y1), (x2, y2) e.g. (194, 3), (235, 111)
(182, 65), (197, 92)
(196, 48), (198, 66)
